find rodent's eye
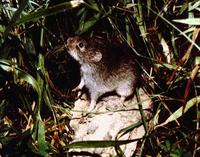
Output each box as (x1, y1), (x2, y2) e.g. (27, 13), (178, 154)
(78, 42), (84, 48)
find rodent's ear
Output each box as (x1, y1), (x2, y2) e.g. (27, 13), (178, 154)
(91, 51), (102, 62)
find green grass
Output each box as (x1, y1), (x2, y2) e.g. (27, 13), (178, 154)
(0, 0), (199, 156)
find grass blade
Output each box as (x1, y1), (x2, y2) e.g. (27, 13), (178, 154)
(0, 59), (40, 94)
(156, 96), (200, 128)
(67, 139), (142, 149)
(3, 0), (28, 38)
(16, 0), (84, 25)
(76, 13), (101, 34)
(173, 18), (200, 25)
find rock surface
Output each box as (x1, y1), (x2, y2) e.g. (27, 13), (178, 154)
(69, 89), (152, 156)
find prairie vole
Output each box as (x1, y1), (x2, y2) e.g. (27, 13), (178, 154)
(67, 36), (139, 111)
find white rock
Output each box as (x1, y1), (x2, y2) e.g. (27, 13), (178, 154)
(69, 89), (152, 156)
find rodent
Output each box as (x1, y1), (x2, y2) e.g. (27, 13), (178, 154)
(66, 36), (139, 111)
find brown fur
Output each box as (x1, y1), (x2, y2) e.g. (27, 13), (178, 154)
(67, 36), (139, 110)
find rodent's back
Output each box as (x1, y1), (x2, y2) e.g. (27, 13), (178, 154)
(89, 38), (138, 92)
(93, 38), (138, 82)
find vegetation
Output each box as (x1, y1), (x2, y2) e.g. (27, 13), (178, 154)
(0, 0), (199, 156)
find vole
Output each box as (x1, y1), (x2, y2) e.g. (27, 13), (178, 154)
(66, 36), (139, 111)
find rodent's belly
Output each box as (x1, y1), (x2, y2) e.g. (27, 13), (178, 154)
(83, 75), (115, 93)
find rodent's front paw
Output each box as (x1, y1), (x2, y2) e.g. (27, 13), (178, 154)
(71, 88), (82, 99)
(72, 86), (82, 92)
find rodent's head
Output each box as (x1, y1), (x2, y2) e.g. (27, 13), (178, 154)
(67, 36), (103, 63)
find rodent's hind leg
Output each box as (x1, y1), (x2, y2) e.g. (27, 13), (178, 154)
(120, 96), (126, 102)
(116, 81), (133, 100)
